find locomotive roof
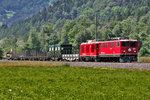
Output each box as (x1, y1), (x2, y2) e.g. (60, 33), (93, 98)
(81, 39), (138, 45)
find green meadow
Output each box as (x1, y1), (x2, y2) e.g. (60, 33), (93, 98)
(0, 62), (150, 99)
(6, 14), (13, 17)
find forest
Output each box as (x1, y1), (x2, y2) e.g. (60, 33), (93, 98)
(0, 0), (57, 25)
(0, 0), (150, 56)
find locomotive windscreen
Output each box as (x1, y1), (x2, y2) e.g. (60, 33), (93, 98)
(130, 42), (137, 47)
(121, 42), (137, 47)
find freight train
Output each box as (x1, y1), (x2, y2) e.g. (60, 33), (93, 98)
(7, 37), (139, 63)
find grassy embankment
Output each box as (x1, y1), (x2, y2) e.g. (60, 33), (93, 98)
(138, 57), (150, 62)
(0, 61), (150, 99)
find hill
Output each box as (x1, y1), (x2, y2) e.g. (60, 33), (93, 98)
(0, 0), (57, 26)
(0, 0), (150, 56)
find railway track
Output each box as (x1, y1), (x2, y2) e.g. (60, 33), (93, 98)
(0, 60), (150, 70)
(66, 62), (150, 70)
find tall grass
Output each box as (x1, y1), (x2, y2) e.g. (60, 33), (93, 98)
(0, 62), (149, 99)
(138, 57), (150, 62)
(0, 61), (63, 67)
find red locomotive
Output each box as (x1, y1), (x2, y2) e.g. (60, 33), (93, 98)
(80, 37), (139, 62)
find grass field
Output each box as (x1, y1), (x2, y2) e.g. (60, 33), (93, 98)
(0, 62), (150, 99)
(6, 14), (13, 17)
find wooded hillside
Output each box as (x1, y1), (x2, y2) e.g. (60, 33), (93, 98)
(0, 0), (57, 25)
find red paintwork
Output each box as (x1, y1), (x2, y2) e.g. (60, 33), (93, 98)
(99, 41), (121, 55)
(80, 43), (98, 56)
(80, 40), (139, 57)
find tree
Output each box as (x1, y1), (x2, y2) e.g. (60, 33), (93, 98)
(41, 23), (54, 51)
(46, 33), (60, 51)
(0, 48), (3, 59)
(1, 24), (7, 29)
(1, 35), (17, 53)
(102, 29), (114, 40)
(23, 27), (41, 51)
(112, 23), (122, 37)
(73, 28), (92, 49)
(139, 36), (150, 56)
(68, 19), (92, 46)
(42, 23), (54, 36)
(60, 20), (76, 44)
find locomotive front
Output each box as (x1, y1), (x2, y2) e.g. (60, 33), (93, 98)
(120, 40), (139, 62)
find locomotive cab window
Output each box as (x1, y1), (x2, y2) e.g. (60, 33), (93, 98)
(122, 42), (130, 47)
(130, 42), (137, 47)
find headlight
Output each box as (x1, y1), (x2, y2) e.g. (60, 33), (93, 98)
(122, 50), (126, 53)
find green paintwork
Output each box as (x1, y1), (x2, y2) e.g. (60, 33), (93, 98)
(49, 44), (72, 58)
